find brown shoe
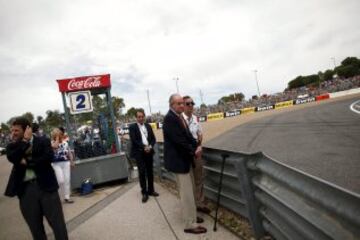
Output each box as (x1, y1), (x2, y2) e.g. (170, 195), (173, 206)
(184, 226), (207, 234)
(196, 217), (204, 223)
(197, 206), (211, 214)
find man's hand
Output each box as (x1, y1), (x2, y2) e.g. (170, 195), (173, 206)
(23, 126), (32, 141)
(195, 146), (202, 160)
(144, 145), (151, 153)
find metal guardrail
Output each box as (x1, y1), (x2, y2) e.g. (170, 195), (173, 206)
(148, 141), (360, 240)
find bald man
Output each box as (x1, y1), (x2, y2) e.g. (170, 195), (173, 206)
(163, 94), (207, 234)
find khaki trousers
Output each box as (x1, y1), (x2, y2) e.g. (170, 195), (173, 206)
(175, 170), (197, 229)
(193, 157), (205, 207)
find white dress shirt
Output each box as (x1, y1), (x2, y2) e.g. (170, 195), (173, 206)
(182, 113), (202, 140)
(137, 123), (149, 146)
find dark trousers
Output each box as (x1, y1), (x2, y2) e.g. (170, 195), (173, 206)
(135, 152), (154, 195)
(19, 181), (68, 240)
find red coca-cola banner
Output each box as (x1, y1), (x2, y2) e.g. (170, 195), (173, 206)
(57, 74), (111, 93)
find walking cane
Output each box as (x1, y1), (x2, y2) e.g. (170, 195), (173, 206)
(213, 153), (230, 232)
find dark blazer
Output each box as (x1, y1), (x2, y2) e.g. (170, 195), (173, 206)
(129, 122), (156, 158)
(4, 135), (59, 197)
(163, 110), (197, 173)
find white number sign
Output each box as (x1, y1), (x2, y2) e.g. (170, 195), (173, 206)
(69, 91), (93, 114)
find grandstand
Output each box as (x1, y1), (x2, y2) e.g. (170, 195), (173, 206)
(194, 75), (360, 116)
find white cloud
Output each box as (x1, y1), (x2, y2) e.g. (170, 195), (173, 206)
(0, 0), (359, 122)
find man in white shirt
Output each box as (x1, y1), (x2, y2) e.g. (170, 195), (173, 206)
(129, 110), (158, 203)
(182, 96), (211, 214)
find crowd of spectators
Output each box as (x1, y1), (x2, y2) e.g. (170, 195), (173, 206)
(194, 75), (360, 115)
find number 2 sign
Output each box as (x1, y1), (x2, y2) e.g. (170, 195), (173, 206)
(69, 91), (93, 114)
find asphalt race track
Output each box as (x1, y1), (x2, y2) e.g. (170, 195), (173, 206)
(206, 95), (360, 194)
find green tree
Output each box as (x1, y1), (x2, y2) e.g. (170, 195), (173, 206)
(199, 103), (207, 115)
(341, 57), (360, 67)
(323, 69), (334, 81)
(335, 57), (360, 78)
(217, 92), (245, 104)
(288, 76), (304, 89)
(126, 107), (144, 119)
(36, 115), (46, 131)
(287, 56), (360, 89)
(288, 74), (320, 89)
(45, 110), (64, 131)
(1, 122), (10, 133)
(91, 95), (125, 119)
(21, 112), (34, 123)
(112, 96), (125, 119)
(92, 95), (106, 113)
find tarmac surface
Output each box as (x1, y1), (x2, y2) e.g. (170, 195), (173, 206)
(206, 95), (360, 193)
(0, 154), (240, 240)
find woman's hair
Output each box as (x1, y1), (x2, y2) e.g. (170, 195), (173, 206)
(51, 128), (62, 141)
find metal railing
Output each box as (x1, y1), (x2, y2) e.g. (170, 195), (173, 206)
(149, 141), (360, 240)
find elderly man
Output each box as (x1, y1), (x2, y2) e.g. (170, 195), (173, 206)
(163, 94), (207, 234)
(182, 96), (211, 214)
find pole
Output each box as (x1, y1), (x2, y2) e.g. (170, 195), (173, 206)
(146, 89), (152, 115)
(173, 77), (179, 93)
(213, 153), (230, 231)
(199, 89), (204, 105)
(254, 70), (261, 98)
(61, 92), (74, 149)
(107, 89), (120, 153)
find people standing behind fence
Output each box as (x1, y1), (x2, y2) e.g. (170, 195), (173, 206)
(51, 127), (75, 204)
(182, 96), (211, 215)
(4, 117), (68, 239)
(163, 94), (207, 234)
(129, 110), (159, 203)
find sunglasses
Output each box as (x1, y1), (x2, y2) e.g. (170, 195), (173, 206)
(185, 102), (195, 106)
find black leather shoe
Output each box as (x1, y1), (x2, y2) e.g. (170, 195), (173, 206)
(148, 191), (159, 197)
(184, 226), (207, 234)
(142, 194), (149, 203)
(197, 206), (211, 214)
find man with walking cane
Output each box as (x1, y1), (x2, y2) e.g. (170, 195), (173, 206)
(163, 94), (207, 235)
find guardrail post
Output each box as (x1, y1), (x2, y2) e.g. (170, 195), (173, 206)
(153, 143), (163, 180)
(235, 154), (265, 239)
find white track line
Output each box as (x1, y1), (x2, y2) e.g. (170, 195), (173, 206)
(350, 100), (360, 114)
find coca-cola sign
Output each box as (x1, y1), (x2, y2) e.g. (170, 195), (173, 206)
(57, 74), (111, 92)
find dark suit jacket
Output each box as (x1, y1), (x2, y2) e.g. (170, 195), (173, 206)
(4, 135), (59, 197)
(163, 110), (197, 173)
(129, 123), (156, 159)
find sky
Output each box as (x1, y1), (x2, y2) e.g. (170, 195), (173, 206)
(0, 0), (359, 123)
